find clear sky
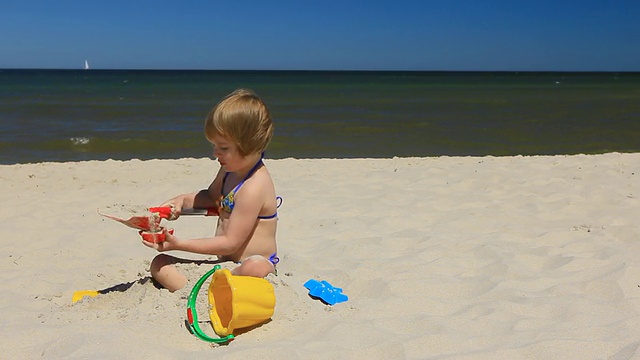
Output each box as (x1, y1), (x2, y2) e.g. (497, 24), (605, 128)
(1, 0), (638, 71)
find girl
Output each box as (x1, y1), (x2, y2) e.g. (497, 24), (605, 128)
(143, 89), (279, 292)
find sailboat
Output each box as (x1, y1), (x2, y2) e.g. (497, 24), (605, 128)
(84, 60), (90, 70)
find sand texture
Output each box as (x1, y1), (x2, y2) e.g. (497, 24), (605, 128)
(1, 153), (640, 359)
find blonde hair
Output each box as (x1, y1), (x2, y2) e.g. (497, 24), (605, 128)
(204, 89), (274, 157)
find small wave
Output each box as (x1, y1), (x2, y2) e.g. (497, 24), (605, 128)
(70, 137), (91, 145)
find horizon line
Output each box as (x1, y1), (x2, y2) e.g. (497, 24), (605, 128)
(1, 68), (638, 74)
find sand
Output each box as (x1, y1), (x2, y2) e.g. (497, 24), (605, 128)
(1, 153), (639, 359)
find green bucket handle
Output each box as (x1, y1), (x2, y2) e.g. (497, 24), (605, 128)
(186, 265), (235, 343)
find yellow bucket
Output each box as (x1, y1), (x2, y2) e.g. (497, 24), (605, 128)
(207, 268), (276, 336)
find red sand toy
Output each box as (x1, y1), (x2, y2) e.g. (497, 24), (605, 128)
(139, 228), (175, 243)
(98, 210), (163, 232)
(99, 206), (218, 242)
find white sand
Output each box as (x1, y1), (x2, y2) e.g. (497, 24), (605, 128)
(1, 153), (639, 359)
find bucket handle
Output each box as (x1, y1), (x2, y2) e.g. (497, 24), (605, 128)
(186, 265), (235, 343)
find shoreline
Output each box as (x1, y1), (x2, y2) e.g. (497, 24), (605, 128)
(2, 153), (639, 358)
(2, 150), (639, 166)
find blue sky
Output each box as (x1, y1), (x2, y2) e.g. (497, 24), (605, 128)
(1, 0), (638, 71)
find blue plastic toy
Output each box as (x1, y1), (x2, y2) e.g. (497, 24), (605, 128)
(303, 279), (348, 305)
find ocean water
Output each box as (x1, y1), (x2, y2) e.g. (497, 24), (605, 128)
(0, 70), (639, 164)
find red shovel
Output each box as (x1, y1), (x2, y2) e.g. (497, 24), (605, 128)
(98, 206), (218, 232)
(98, 209), (163, 232)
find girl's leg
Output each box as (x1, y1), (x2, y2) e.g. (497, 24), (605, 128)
(150, 254), (188, 292)
(231, 255), (276, 277)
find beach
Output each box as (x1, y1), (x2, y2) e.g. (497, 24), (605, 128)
(1, 153), (640, 359)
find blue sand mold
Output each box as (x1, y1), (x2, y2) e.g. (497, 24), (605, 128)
(303, 279), (348, 305)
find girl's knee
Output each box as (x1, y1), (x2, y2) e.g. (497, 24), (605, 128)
(150, 253), (173, 276)
(149, 254), (187, 292)
(232, 256), (275, 277)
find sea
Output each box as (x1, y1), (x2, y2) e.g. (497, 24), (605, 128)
(1, 69), (639, 164)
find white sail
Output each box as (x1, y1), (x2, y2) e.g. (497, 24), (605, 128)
(84, 60), (90, 70)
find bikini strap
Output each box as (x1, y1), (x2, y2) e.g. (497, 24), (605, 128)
(222, 158), (264, 195)
(244, 158), (264, 182)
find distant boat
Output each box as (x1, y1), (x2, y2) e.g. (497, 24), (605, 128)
(84, 60), (90, 70)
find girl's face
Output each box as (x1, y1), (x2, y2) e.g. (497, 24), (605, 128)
(210, 133), (243, 171)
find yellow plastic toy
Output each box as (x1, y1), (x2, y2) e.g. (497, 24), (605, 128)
(186, 265), (276, 343)
(71, 289), (99, 303)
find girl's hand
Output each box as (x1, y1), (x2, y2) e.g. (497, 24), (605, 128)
(141, 228), (179, 251)
(160, 202), (181, 220)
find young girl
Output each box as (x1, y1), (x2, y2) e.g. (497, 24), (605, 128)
(142, 89), (279, 292)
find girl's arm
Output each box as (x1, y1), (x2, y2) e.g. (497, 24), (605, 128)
(193, 166), (225, 209)
(161, 167), (225, 214)
(160, 233), (238, 255)
(152, 176), (265, 255)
